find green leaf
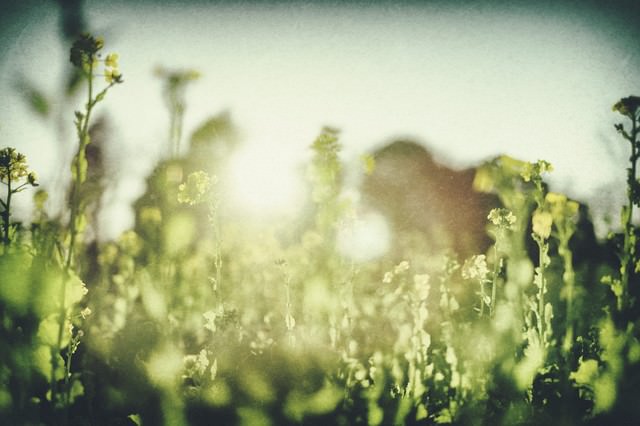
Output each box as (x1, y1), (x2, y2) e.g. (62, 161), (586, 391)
(95, 90), (106, 103)
(128, 414), (143, 426)
(544, 302), (553, 329)
(368, 404), (384, 426)
(0, 253), (33, 314)
(27, 88), (50, 117)
(65, 270), (88, 307)
(570, 358), (599, 386)
(435, 408), (452, 424)
(69, 379), (85, 403)
(621, 205), (630, 227)
(32, 344), (64, 381)
(394, 398), (412, 425)
(37, 314), (65, 347)
(416, 403), (428, 421)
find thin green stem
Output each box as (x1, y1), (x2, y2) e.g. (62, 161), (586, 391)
(479, 278), (485, 317)
(621, 113), (638, 310)
(537, 241), (546, 344)
(490, 244), (499, 317)
(208, 199), (222, 296)
(280, 262), (295, 346)
(66, 63), (94, 270)
(64, 334), (80, 407)
(560, 236), (575, 352)
(2, 175), (11, 246)
(52, 60), (95, 414)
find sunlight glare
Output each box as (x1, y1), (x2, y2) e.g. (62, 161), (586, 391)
(226, 144), (305, 217)
(337, 211), (391, 262)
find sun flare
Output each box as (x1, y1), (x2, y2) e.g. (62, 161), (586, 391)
(226, 144), (305, 218)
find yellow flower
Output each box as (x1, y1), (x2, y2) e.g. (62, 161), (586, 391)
(105, 53), (119, 68)
(532, 210), (553, 239)
(566, 200), (579, 216)
(105, 68), (122, 83)
(361, 153), (376, 175)
(612, 96), (640, 117)
(177, 171), (213, 205)
(140, 206), (162, 226)
(545, 192), (579, 224)
(545, 192), (567, 205)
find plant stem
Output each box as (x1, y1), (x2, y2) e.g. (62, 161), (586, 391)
(559, 235), (575, 351)
(537, 242), (546, 344)
(66, 62), (94, 271)
(208, 199), (222, 296)
(479, 278), (485, 317)
(51, 60), (94, 413)
(490, 244), (499, 317)
(2, 176), (11, 246)
(621, 113), (638, 310)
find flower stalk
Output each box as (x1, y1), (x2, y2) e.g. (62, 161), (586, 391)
(0, 148), (38, 247)
(613, 96), (640, 312)
(523, 160), (553, 346)
(50, 33), (123, 414)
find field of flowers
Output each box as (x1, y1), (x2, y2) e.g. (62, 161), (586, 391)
(1, 34), (639, 426)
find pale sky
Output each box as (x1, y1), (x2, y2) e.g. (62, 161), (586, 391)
(1, 0), (639, 239)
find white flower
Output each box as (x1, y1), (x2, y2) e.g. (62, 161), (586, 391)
(461, 255), (489, 281)
(487, 208), (516, 229)
(413, 274), (430, 300)
(203, 310), (217, 332)
(394, 260), (410, 274)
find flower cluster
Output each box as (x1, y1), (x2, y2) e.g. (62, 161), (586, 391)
(69, 33), (123, 84)
(104, 53), (121, 83)
(382, 260), (411, 283)
(612, 96), (640, 118)
(413, 273), (431, 301)
(532, 210), (553, 240)
(461, 255), (489, 281)
(69, 33), (104, 68)
(0, 147), (38, 186)
(521, 160), (553, 183)
(183, 349), (212, 378)
(394, 260), (410, 274)
(487, 208), (516, 229)
(545, 192), (579, 224)
(177, 171), (214, 206)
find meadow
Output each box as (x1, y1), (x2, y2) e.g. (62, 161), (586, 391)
(1, 33), (639, 426)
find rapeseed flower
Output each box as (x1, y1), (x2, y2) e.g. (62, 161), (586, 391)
(532, 210), (553, 239)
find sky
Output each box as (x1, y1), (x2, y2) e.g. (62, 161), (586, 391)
(0, 0), (639, 239)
